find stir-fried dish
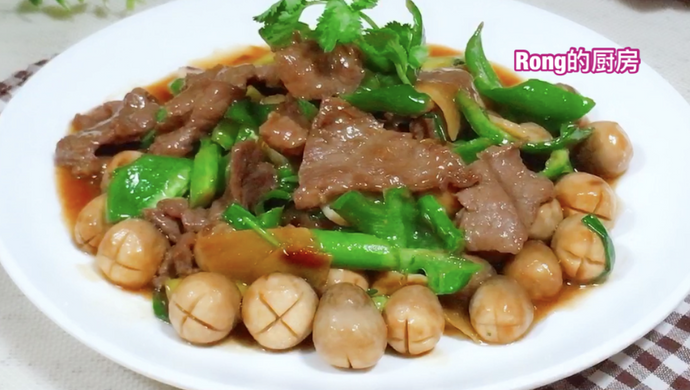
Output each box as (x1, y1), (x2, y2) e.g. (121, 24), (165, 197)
(54, 0), (632, 369)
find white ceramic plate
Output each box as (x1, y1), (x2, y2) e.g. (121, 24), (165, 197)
(1, 0), (689, 389)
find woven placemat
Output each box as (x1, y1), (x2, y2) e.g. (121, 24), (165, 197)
(1, 59), (689, 390)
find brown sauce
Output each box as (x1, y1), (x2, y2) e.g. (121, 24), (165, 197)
(57, 44), (591, 342)
(56, 167), (101, 230)
(533, 283), (593, 323)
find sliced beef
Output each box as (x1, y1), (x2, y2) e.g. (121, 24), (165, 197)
(294, 98), (477, 209)
(143, 198), (211, 244)
(215, 63), (282, 89)
(144, 205), (182, 243)
(150, 80), (242, 156)
(226, 140), (277, 210)
(417, 68), (483, 104)
(153, 232), (198, 289)
(185, 63), (282, 91)
(410, 115), (438, 140)
(208, 198), (230, 222)
(456, 145), (555, 254)
(149, 62), (279, 157)
(147, 127), (198, 157)
(274, 40), (364, 100)
(72, 101), (123, 131)
(56, 88), (160, 177)
(282, 206), (339, 230)
(259, 96), (311, 156)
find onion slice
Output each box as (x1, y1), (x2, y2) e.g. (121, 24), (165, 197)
(415, 80), (462, 141)
(321, 205), (350, 227)
(441, 298), (482, 344)
(488, 114), (553, 142)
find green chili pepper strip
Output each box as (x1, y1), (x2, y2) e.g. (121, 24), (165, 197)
(342, 84), (432, 116)
(140, 130), (156, 149)
(464, 22), (503, 91)
(152, 286), (170, 323)
(330, 191), (391, 239)
(223, 203), (280, 247)
(258, 206), (284, 228)
(313, 230), (397, 271)
(455, 89), (516, 145)
(189, 138), (222, 208)
(254, 189), (292, 215)
(225, 98), (277, 128)
(487, 80), (596, 123)
(297, 99), (319, 121)
(311, 229), (481, 295)
(211, 120), (240, 150)
(581, 214), (616, 283)
(418, 194), (465, 253)
(398, 248), (481, 295)
(407, 0), (424, 47)
(383, 187), (420, 248)
(225, 99), (258, 127)
(453, 137), (493, 164)
(235, 126), (259, 143)
(456, 91), (591, 154)
(541, 149), (574, 180)
(169, 78), (185, 95)
(465, 23), (596, 123)
(424, 112), (449, 142)
(521, 123), (593, 154)
(253, 103), (277, 126)
(217, 153), (230, 195)
(155, 107), (168, 123)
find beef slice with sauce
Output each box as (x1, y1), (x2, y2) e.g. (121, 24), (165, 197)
(150, 80), (244, 157)
(456, 145), (555, 254)
(293, 98), (478, 209)
(217, 140), (277, 211)
(259, 96), (311, 156)
(55, 88), (161, 178)
(149, 62), (279, 157)
(274, 39), (365, 100)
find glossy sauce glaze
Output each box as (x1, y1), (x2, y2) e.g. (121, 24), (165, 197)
(56, 44), (590, 340)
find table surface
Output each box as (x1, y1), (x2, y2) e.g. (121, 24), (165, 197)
(0, 0), (689, 389)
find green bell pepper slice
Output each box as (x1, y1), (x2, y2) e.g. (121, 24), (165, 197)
(106, 154), (193, 223)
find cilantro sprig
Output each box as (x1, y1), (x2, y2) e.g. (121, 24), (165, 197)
(358, 0), (427, 84)
(254, 0), (379, 50)
(254, 0), (428, 85)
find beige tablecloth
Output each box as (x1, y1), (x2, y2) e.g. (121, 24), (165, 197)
(1, 1), (689, 389)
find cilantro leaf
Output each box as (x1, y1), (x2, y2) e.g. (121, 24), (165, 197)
(254, 0), (305, 23)
(315, 0), (363, 52)
(351, 0), (378, 11)
(384, 21), (414, 50)
(254, 0), (309, 47)
(355, 1), (427, 85)
(359, 29), (398, 73)
(409, 45), (429, 68)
